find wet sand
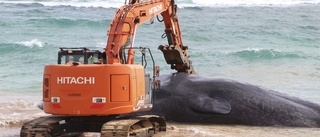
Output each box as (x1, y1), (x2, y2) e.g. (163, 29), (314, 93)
(154, 122), (320, 137)
(2, 117), (320, 137)
(1, 96), (319, 137)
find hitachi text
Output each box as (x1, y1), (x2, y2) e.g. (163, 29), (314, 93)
(149, 4), (162, 15)
(57, 77), (95, 84)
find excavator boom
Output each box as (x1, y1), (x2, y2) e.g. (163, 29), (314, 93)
(106, 0), (196, 74)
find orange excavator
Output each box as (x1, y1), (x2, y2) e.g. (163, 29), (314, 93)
(20, 0), (196, 136)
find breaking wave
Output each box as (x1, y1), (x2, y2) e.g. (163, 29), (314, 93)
(0, 39), (49, 55)
(231, 48), (305, 60)
(0, 0), (123, 8)
(1, 0), (319, 8)
(14, 39), (44, 48)
(27, 18), (109, 28)
(187, 0), (320, 7)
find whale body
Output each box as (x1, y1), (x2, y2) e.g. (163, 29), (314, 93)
(131, 73), (320, 127)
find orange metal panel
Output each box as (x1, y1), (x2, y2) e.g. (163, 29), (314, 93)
(43, 74), (51, 102)
(43, 64), (147, 116)
(110, 75), (130, 102)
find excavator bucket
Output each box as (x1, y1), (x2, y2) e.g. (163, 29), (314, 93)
(158, 45), (186, 65)
(158, 45), (197, 74)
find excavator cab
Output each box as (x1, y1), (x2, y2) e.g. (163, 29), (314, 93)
(57, 47), (103, 64)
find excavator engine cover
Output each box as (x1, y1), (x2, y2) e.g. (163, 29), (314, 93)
(43, 64), (153, 116)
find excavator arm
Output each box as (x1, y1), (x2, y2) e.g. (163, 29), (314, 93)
(105, 0), (197, 74)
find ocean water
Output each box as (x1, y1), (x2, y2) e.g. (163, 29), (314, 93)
(1, 0), (320, 136)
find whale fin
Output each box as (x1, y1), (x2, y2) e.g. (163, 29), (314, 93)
(191, 96), (231, 114)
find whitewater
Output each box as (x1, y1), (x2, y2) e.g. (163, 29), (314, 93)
(1, 0), (320, 8)
(0, 0), (320, 136)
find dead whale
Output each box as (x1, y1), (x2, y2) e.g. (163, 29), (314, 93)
(130, 73), (320, 127)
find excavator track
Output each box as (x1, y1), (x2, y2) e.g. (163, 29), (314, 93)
(21, 116), (65, 137)
(101, 115), (166, 137)
(20, 115), (166, 137)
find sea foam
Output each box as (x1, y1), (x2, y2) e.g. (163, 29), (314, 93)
(190, 0), (320, 7)
(0, 98), (47, 127)
(15, 39), (44, 48)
